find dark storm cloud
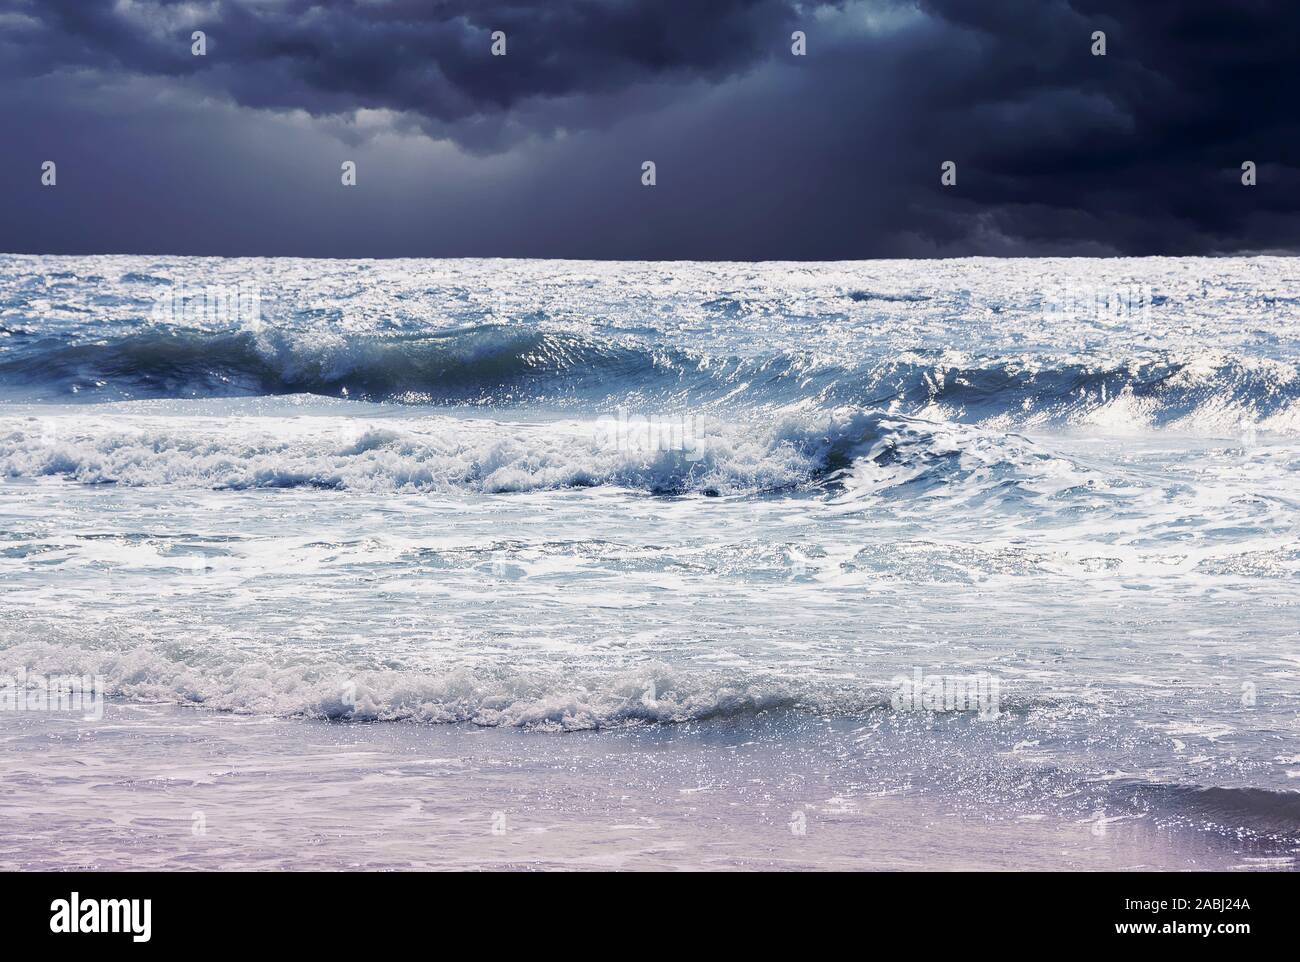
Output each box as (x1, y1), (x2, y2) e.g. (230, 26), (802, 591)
(1, 0), (1297, 257)
(5, 0), (800, 146)
(894, 0), (1300, 253)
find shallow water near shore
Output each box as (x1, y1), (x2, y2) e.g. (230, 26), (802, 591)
(1, 703), (1294, 871)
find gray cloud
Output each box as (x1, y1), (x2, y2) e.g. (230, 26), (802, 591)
(1, 0), (1296, 257)
(6, 0), (801, 147)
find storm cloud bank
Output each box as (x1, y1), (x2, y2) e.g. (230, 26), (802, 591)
(1, 0), (1295, 257)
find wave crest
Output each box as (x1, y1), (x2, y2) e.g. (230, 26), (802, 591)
(2, 326), (1298, 433)
(0, 641), (850, 732)
(1, 407), (884, 494)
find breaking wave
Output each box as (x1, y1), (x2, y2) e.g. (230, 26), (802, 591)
(0, 407), (1123, 498)
(0, 641), (868, 732)
(2, 325), (1298, 433)
(1, 408), (871, 494)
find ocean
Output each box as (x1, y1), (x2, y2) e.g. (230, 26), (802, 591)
(1, 254), (1298, 869)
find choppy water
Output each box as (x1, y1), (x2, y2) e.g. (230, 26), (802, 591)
(2, 255), (1298, 853)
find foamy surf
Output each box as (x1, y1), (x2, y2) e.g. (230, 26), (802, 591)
(1, 405), (867, 494)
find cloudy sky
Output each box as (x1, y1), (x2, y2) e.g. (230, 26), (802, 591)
(1, 0), (1296, 258)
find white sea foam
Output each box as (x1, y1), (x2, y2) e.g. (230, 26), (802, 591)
(0, 406), (904, 494)
(0, 640), (826, 731)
